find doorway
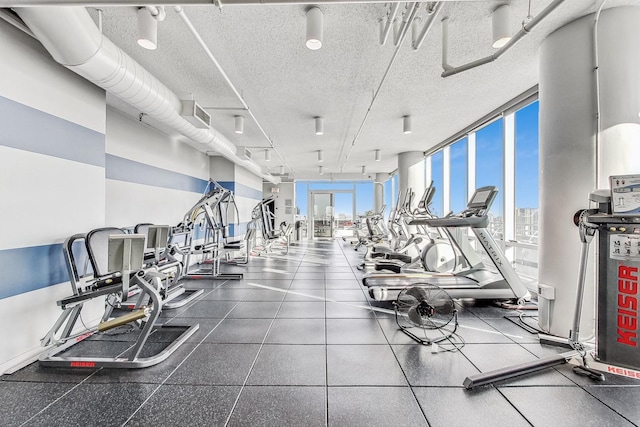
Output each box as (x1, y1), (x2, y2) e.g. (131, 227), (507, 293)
(309, 190), (355, 239)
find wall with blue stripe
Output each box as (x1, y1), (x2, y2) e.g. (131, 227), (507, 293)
(0, 21), (266, 373)
(0, 22), (107, 373)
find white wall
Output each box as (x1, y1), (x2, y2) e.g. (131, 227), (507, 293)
(105, 109), (210, 228)
(0, 22), (106, 373)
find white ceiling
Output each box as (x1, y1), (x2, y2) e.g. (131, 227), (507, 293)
(85, 0), (630, 180)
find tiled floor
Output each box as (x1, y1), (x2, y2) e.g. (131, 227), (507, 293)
(2, 239), (640, 426)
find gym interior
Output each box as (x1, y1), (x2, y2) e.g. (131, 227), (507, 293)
(1, 1), (640, 426)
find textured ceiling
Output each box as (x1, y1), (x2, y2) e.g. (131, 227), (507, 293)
(91, 0), (632, 180)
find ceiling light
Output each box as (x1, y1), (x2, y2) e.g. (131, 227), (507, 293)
(280, 165), (285, 175)
(234, 115), (244, 134)
(361, 165), (366, 175)
(265, 149), (271, 161)
(317, 150), (324, 162)
(492, 4), (512, 49)
(403, 115), (412, 134)
(319, 165), (324, 175)
(306, 7), (323, 50)
(137, 8), (158, 50)
(315, 117), (324, 135)
(375, 149), (381, 161)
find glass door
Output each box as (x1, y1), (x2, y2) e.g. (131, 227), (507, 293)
(311, 192), (334, 239)
(334, 192), (354, 238)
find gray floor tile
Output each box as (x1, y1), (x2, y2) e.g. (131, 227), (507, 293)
(167, 343), (260, 385)
(393, 344), (480, 386)
(326, 319), (387, 344)
(284, 289), (326, 301)
(328, 386), (426, 426)
(326, 301), (377, 318)
(482, 317), (541, 343)
(289, 279), (326, 289)
(241, 288), (287, 302)
(326, 289), (369, 302)
(325, 279), (362, 289)
(204, 318), (271, 343)
(501, 386), (635, 427)
(0, 381), (74, 427)
(126, 385), (240, 426)
(294, 272), (325, 280)
(247, 344), (326, 385)
(277, 301), (326, 318)
(265, 318), (326, 344)
(456, 317), (514, 344)
(587, 386), (640, 424)
(200, 288), (249, 301)
(327, 344), (407, 386)
(227, 301), (281, 318)
(27, 383), (157, 427)
(172, 300), (237, 318)
(228, 386), (326, 427)
(414, 387), (530, 427)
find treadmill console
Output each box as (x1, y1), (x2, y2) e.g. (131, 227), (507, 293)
(408, 186), (498, 229)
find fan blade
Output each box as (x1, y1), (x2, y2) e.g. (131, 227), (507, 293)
(405, 286), (428, 300)
(407, 306), (424, 326)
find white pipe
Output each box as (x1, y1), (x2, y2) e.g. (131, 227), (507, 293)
(441, 16), (452, 72)
(340, 1), (419, 171)
(2, 0), (417, 5)
(380, 3), (400, 46)
(173, 6), (290, 175)
(412, 1), (443, 50)
(441, 0), (566, 77)
(15, 7), (277, 183)
(394, 2), (416, 47)
(593, 0), (607, 187)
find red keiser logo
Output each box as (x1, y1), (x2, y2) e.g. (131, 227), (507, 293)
(618, 265), (639, 347)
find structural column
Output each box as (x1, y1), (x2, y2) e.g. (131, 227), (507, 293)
(398, 151), (424, 206)
(538, 6), (640, 338)
(374, 173), (388, 214)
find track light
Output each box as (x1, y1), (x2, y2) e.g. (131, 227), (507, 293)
(375, 149), (381, 162)
(491, 4), (512, 49)
(306, 7), (323, 50)
(317, 150), (324, 162)
(234, 115), (244, 134)
(319, 165), (324, 175)
(403, 115), (412, 134)
(137, 8), (158, 50)
(315, 117), (324, 135)
(265, 149), (271, 161)
(280, 165), (285, 175)
(361, 165), (366, 175)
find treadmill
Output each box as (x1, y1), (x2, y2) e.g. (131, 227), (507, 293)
(362, 186), (531, 303)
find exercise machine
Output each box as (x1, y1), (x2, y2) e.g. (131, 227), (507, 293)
(464, 175), (640, 389)
(40, 234), (198, 369)
(362, 186), (531, 303)
(173, 180), (244, 280)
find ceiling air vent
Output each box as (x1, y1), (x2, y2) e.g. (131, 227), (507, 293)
(238, 147), (252, 160)
(181, 100), (211, 129)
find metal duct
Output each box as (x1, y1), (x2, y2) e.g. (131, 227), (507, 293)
(15, 6), (276, 183)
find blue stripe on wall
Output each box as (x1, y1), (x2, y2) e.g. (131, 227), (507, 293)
(106, 154), (209, 194)
(219, 181), (262, 201)
(0, 95), (105, 167)
(0, 244), (68, 300)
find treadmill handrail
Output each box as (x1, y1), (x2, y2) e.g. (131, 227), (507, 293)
(409, 214), (489, 229)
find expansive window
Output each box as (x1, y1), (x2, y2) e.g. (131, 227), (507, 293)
(449, 138), (468, 214)
(430, 151), (444, 216)
(476, 119), (504, 239)
(296, 182), (308, 217)
(515, 101), (539, 244)
(356, 182), (374, 216)
(384, 177), (392, 219)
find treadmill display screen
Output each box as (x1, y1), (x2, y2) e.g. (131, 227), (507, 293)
(469, 189), (493, 209)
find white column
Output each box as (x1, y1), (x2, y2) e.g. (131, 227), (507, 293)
(398, 151), (425, 203)
(443, 146), (451, 215)
(538, 6), (640, 339)
(374, 172), (388, 213)
(467, 132), (476, 201)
